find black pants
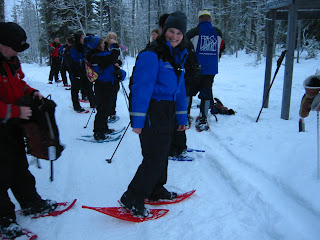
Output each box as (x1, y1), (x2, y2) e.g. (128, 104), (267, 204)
(188, 75), (215, 100)
(94, 81), (114, 133)
(70, 74), (95, 110)
(0, 125), (41, 220)
(169, 119), (187, 156)
(127, 100), (176, 200)
(60, 64), (70, 86)
(49, 57), (61, 82)
(109, 80), (120, 116)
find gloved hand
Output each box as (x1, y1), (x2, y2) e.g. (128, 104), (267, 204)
(114, 69), (123, 80)
(111, 48), (120, 57)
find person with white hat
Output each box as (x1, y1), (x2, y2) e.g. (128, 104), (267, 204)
(186, 10), (223, 131)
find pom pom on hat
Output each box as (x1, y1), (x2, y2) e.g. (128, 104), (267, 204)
(0, 22), (29, 52)
(198, 10), (212, 18)
(163, 11), (187, 35)
(87, 36), (101, 49)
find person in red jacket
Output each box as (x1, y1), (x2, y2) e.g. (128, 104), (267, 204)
(0, 22), (58, 239)
(48, 37), (61, 84)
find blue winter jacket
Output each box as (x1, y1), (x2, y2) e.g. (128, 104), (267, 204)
(70, 47), (85, 75)
(130, 41), (188, 128)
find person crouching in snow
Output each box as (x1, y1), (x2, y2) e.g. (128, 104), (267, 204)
(120, 11), (188, 217)
(0, 22), (58, 239)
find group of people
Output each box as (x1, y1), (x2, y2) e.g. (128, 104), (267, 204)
(0, 9), (224, 238)
(49, 32), (124, 141)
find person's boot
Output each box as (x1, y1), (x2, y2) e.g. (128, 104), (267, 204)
(22, 199), (58, 216)
(120, 192), (149, 217)
(0, 217), (23, 239)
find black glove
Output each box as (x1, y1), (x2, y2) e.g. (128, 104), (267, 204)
(111, 48), (120, 57)
(112, 43), (119, 49)
(114, 69), (123, 80)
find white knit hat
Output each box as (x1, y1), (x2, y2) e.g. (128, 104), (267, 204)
(198, 10), (212, 18)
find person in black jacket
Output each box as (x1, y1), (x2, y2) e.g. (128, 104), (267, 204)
(58, 37), (73, 87)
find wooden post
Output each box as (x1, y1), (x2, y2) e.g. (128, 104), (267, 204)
(281, 2), (297, 120)
(263, 10), (276, 108)
(297, 20), (302, 63)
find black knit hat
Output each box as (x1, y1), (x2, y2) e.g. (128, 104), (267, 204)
(0, 22), (29, 52)
(163, 11), (187, 35)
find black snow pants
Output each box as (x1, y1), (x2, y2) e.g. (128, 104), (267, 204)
(127, 99), (176, 200)
(93, 81), (114, 133)
(0, 124), (42, 220)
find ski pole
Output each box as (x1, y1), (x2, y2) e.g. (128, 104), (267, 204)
(106, 121), (131, 164)
(317, 112), (320, 179)
(41, 98), (56, 182)
(83, 108), (96, 128)
(120, 80), (129, 110)
(256, 50), (287, 122)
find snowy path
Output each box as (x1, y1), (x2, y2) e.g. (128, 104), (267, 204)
(12, 53), (320, 239)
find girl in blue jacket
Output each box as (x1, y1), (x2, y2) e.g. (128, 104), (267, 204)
(120, 11), (188, 217)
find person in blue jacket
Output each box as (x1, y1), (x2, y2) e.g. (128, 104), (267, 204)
(186, 10), (223, 131)
(85, 35), (122, 140)
(120, 11), (188, 217)
(69, 32), (95, 112)
(58, 37), (73, 87)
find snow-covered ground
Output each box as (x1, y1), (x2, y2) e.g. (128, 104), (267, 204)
(10, 50), (320, 240)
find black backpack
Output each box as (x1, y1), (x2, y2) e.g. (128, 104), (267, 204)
(210, 98), (236, 115)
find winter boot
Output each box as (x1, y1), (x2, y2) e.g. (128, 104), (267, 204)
(104, 128), (115, 135)
(120, 192), (149, 217)
(195, 116), (210, 132)
(187, 115), (193, 129)
(0, 218), (23, 238)
(75, 108), (86, 113)
(22, 199), (58, 216)
(148, 187), (177, 201)
(94, 132), (106, 141)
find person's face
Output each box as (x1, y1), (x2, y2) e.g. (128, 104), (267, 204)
(80, 35), (85, 45)
(0, 43), (18, 60)
(151, 32), (158, 40)
(108, 36), (117, 45)
(165, 28), (183, 48)
(55, 38), (59, 43)
(99, 41), (105, 51)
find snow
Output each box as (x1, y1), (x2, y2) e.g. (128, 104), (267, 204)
(10, 50), (320, 240)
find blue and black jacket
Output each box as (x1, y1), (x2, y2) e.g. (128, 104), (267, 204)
(86, 44), (121, 83)
(129, 39), (188, 128)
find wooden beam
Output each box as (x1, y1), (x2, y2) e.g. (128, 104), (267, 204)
(270, 10), (320, 20)
(267, 0), (293, 10)
(263, 10), (277, 109)
(281, 3), (298, 120)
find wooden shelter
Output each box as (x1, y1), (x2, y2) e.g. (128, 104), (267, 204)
(263, 0), (320, 120)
